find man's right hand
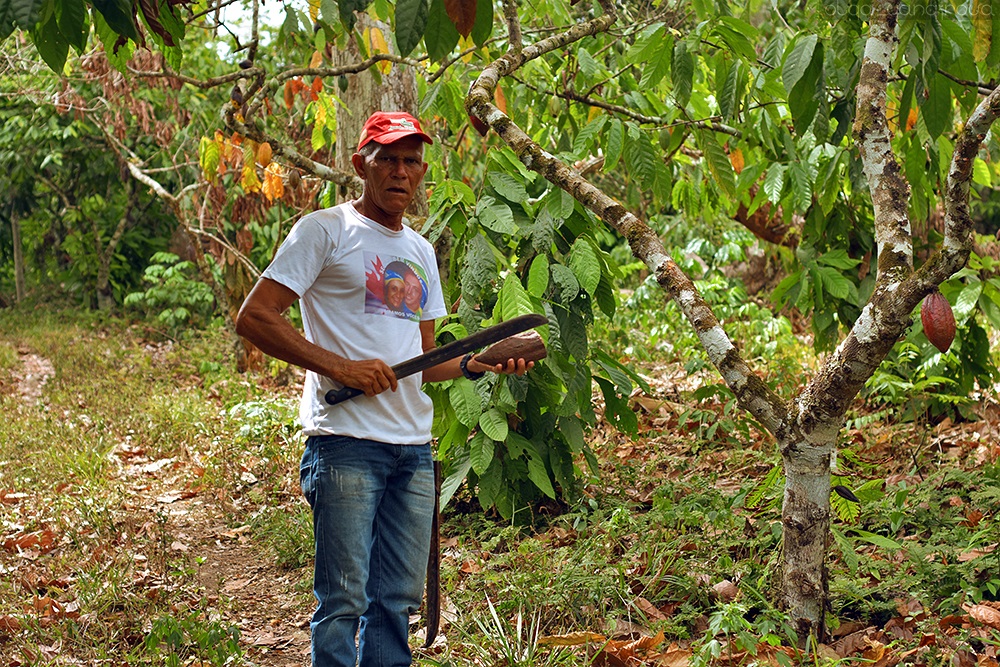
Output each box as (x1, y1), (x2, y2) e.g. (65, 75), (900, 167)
(333, 359), (398, 397)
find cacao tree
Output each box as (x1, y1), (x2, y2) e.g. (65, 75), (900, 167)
(6, 0), (1000, 645)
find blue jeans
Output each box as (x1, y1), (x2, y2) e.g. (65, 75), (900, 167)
(300, 435), (435, 667)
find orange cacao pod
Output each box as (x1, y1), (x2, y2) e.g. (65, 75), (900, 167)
(257, 142), (273, 167)
(921, 291), (956, 353)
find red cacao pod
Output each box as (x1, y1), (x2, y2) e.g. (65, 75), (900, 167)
(469, 114), (489, 137)
(921, 291), (956, 353)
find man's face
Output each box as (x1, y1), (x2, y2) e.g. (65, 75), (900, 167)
(354, 136), (428, 225)
(385, 279), (405, 310)
(403, 271), (423, 311)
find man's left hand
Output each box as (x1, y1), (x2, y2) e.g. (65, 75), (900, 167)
(468, 356), (533, 376)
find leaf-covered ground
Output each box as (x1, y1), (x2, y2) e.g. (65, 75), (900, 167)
(0, 308), (998, 666)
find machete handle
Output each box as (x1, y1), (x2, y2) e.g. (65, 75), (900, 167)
(325, 386), (364, 405)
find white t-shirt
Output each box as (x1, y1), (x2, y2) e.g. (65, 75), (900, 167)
(261, 202), (447, 444)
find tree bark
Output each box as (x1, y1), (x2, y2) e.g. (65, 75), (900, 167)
(95, 177), (139, 310)
(332, 16), (427, 218)
(12, 210), (25, 303)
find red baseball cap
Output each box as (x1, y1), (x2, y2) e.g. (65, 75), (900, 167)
(357, 111), (433, 151)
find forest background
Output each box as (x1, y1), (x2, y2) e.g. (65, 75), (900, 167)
(1, 0), (1000, 663)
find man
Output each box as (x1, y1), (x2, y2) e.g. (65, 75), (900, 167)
(235, 111), (531, 667)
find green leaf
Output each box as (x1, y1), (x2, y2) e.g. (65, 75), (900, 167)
(31, 15), (69, 72)
(476, 197), (517, 234)
(568, 238), (601, 297)
(451, 378), (482, 428)
(639, 30), (673, 89)
(763, 163), (786, 204)
(559, 416), (585, 454)
(787, 43), (823, 133)
(523, 441), (556, 499)
(471, 0), (492, 45)
(469, 431), (494, 476)
(572, 115), (607, 157)
(440, 458), (471, 508)
(479, 408), (509, 441)
(550, 264), (580, 303)
(92, 0), (139, 42)
(817, 266), (857, 301)
(338, 0), (371, 31)
(671, 41), (694, 107)
(594, 377), (638, 436)
(717, 60), (743, 120)
(714, 19), (758, 62)
(594, 271), (616, 318)
(488, 171), (527, 202)
(921, 74), (952, 141)
(498, 272), (535, 321)
(526, 255), (549, 298)
(782, 33), (818, 93)
(852, 529), (903, 551)
(624, 125), (658, 184)
(57, 0), (88, 51)
(424, 0), (459, 61)
(699, 131), (737, 199)
(593, 348), (651, 393)
(394, 0), (428, 56)
(602, 118), (624, 172)
(954, 281), (983, 323)
(789, 162), (813, 212)
(11, 0), (43, 28)
(818, 249), (861, 270)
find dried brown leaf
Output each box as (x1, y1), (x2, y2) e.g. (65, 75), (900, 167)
(443, 0), (477, 37)
(964, 604), (1000, 630)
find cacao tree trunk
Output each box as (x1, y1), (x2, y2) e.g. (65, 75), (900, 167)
(779, 435), (833, 640)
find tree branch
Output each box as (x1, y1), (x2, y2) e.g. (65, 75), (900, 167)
(853, 0), (912, 284)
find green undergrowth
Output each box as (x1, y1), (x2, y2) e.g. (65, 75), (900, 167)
(1, 301), (997, 666)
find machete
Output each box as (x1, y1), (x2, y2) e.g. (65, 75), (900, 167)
(324, 313), (548, 405)
(422, 459), (442, 648)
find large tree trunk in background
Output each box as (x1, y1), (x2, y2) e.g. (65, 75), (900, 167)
(12, 211), (25, 303)
(331, 16), (427, 218)
(95, 178), (139, 311)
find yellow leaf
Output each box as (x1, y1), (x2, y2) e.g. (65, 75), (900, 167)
(973, 0), (991, 62)
(729, 147), (744, 174)
(587, 106), (603, 123)
(262, 163), (285, 202)
(241, 163), (261, 193)
(308, 0), (320, 21)
(366, 28), (392, 74)
(460, 34), (475, 63)
(309, 49), (323, 69)
(537, 631), (607, 646)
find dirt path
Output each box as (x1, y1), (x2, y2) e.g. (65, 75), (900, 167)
(165, 494), (313, 665)
(6, 351), (313, 665)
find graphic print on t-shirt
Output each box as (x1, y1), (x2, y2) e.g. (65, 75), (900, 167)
(364, 252), (430, 321)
